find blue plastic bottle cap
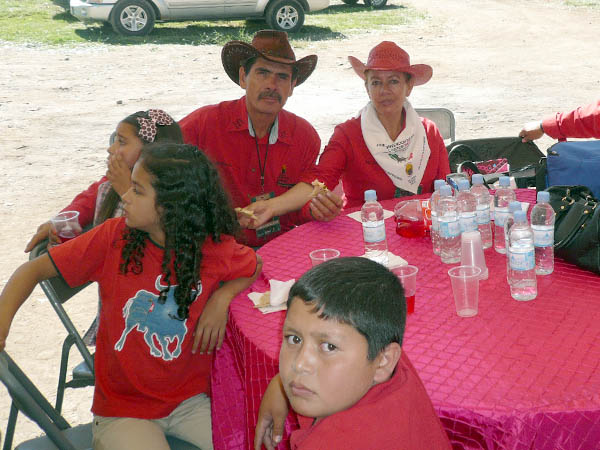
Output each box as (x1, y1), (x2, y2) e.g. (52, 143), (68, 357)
(472, 174), (484, 185)
(364, 189), (377, 201)
(458, 179), (470, 191)
(440, 185), (452, 196)
(513, 210), (526, 222)
(509, 201), (521, 212)
(537, 191), (550, 203)
(499, 176), (510, 187)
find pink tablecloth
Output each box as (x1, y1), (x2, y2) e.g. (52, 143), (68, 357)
(211, 189), (600, 449)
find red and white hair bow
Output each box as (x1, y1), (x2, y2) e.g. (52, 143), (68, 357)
(137, 109), (175, 142)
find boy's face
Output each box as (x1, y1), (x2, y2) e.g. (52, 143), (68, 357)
(279, 297), (380, 421)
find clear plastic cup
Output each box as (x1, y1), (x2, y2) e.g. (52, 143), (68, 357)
(309, 248), (340, 266)
(448, 265), (482, 317)
(460, 231), (488, 280)
(50, 211), (81, 243)
(390, 265), (418, 314)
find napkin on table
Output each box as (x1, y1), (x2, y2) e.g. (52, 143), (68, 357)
(346, 209), (394, 223)
(359, 251), (408, 269)
(248, 278), (295, 314)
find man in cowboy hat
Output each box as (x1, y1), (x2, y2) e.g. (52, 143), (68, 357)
(180, 30), (342, 248)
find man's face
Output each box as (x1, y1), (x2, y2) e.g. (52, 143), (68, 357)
(279, 297), (380, 421)
(239, 57), (296, 117)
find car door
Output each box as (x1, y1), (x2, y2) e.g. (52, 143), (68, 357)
(162, 0), (225, 19)
(223, 0), (260, 18)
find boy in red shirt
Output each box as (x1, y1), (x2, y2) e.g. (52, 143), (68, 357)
(254, 257), (451, 450)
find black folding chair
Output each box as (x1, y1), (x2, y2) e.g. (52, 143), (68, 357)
(0, 351), (200, 450)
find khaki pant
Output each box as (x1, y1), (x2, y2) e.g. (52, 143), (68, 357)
(92, 394), (212, 450)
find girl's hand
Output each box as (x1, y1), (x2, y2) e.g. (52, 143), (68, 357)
(106, 154), (132, 197)
(254, 374), (289, 450)
(24, 221), (52, 252)
(192, 289), (232, 354)
(0, 320), (10, 352)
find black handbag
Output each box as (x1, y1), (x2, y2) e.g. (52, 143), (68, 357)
(546, 185), (600, 274)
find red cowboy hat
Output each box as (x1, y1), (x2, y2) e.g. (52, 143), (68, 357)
(221, 30), (317, 86)
(348, 41), (432, 86)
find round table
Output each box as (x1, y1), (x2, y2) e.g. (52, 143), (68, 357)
(211, 189), (600, 450)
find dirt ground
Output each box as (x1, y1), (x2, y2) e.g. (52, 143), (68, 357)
(1, 0), (599, 445)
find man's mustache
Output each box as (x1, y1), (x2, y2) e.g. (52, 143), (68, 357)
(259, 90), (282, 103)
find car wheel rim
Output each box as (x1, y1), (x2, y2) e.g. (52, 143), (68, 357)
(275, 6), (298, 30)
(120, 6), (148, 32)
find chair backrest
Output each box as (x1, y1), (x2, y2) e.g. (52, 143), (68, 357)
(415, 107), (456, 142)
(29, 241), (94, 373)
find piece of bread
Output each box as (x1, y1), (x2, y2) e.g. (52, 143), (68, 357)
(253, 292), (271, 308)
(310, 179), (329, 198)
(235, 207), (258, 221)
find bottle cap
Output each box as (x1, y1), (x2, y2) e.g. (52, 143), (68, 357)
(499, 176), (510, 187)
(509, 201), (521, 213)
(458, 179), (470, 191)
(513, 210), (526, 223)
(434, 179), (445, 191)
(440, 185), (452, 197)
(472, 174), (484, 185)
(537, 191), (550, 203)
(364, 189), (377, 201)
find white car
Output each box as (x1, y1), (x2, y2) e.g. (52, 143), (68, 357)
(70, 0), (330, 36)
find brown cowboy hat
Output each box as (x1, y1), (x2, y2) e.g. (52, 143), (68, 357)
(221, 30), (317, 86)
(348, 41), (432, 86)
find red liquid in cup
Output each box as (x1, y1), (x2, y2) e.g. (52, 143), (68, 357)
(59, 230), (78, 243)
(405, 294), (415, 314)
(395, 217), (426, 238)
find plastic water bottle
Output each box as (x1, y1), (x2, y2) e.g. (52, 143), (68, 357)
(361, 189), (388, 266)
(457, 179), (477, 234)
(470, 174), (493, 249)
(508, 210), (537, 301)
(531, 191), (555, 275)
(494, 176), (516, 254)
(438, 185), (461, 264)
(504, 201), (523, 283)
(430, 179), (446, 255)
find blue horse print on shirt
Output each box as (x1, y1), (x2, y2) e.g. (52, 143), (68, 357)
(114, 275), (200, 361)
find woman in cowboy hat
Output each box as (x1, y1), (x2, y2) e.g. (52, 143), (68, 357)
(311, 41), (450, 210)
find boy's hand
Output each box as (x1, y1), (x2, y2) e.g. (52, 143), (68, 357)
(254, 374), (289, 450)
(192, 289), (231, 354)
(238, 201), (274, 229)
(519, 121), (545, 142)
(106, 154), (132, 197)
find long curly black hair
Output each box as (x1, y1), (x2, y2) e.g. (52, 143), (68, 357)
(119, 143), (238, 319)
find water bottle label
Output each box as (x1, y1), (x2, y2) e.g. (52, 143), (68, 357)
(509, 247), (535, 271)
(532, 225), (554, 247)
(475, 205), (490, 224)
(363, 222), (386, 243)
(495, 208), (508, 226)
(459, 213), (477, 232)
(439, 219), (460, 238)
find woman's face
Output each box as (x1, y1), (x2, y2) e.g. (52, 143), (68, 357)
(107, 121), (144, 169)
(365, 70), (415, 118)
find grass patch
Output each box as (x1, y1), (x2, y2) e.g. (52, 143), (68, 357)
(564, 0), (600, 6)
(0, 0), (424, 46)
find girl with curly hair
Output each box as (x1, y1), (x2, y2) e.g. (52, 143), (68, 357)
(0, 143), (262, 449)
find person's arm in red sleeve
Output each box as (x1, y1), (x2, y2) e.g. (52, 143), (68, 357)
(425, 120), (450, 182)
(541, 100), (600, 140)
(24, 177), (106, 253)
(179, 108), (203, 148)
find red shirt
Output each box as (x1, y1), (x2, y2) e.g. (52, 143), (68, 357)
(61, 177), (107, 228)
(315, 115), (450, 208)
(49, 218), (257, 419)
(180, 97), (320, 247)
(290, 352), (451, 450)
(542, 100), (600, 140)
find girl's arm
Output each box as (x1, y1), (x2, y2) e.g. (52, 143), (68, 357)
(192, 254), (263, 354)
(0, 254), (58, 351)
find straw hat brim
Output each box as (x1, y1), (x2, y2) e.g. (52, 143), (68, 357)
(222, 41), (318, 86)
(348, 55), (432, 86)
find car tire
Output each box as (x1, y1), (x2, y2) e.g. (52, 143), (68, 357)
(363, 0), (387, 7)
(342, 0), (359, 4)
(266, 0), (305, 33)
(110, 0), (156, 36)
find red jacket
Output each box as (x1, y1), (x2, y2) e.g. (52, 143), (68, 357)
(542, 100), (600, 140)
